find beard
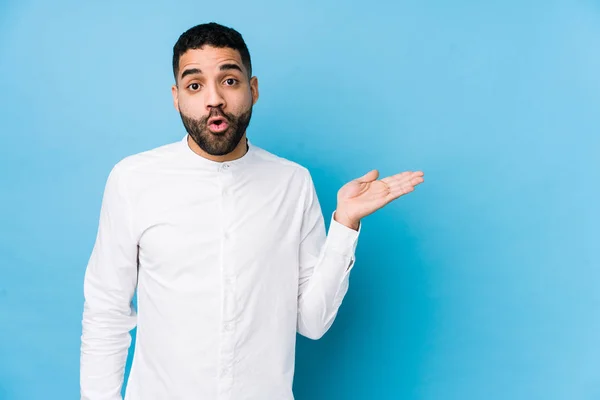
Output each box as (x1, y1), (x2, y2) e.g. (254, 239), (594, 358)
(179, 105), (252, 156)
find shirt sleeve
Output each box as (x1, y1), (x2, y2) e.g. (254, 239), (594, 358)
(296, 169), (361, 340)
(80, 163), (139, 400)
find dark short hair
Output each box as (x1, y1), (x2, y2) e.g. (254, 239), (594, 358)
(172, 22), (252, 81)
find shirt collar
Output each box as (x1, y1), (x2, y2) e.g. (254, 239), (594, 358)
(179, 134), (255, 170)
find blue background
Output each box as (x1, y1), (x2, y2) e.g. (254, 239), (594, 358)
(1, 0), (599, 399)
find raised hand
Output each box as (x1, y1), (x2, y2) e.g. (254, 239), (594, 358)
(334, 169), (424, 230)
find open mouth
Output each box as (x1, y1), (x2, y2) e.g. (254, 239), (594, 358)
(208, 117), (229, 133)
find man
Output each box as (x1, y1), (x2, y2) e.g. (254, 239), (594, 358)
(80, 22), (424, 400)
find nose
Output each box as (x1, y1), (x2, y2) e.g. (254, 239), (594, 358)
(205, 82), (225, 110)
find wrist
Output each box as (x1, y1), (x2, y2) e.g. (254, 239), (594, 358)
(334, 209), (360, 231)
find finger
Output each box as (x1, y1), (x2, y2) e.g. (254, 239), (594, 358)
(384, 171), (424, 186)
(381, 171), (410, 185)
(388, 178), (423, 193)
(386, 185), (415, 201)
(406, 176), (425, 186)
(387, 176), (423, 197)
(356, 169), (379, 183)
(382, 171), (413, 185)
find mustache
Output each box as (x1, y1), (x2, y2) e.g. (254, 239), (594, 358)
(205, 107), (232, 122)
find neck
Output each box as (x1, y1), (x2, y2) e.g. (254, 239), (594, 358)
(187, 134), (249, 162)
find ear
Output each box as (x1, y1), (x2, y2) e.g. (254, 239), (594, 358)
(171, 84), (180, 112)
(250, 76), (259, 105)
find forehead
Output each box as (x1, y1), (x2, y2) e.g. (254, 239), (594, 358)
(178, 46), (245, 74)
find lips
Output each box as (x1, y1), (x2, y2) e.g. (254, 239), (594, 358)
(207, 116), (229, 133)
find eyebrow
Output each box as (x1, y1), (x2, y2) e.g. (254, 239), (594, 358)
(180, 63), (244, 81)
(180, 68), (202, 80)
(219, 63), (243, 73)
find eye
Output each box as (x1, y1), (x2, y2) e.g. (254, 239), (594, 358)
(224, 78), (238, 86)
(187, 83), (201, 91)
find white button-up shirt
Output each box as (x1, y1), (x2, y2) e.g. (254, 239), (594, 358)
(80, 134), (361, 400)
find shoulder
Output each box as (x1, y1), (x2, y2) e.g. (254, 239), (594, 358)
(250, 144), (313, 183)
(107, 138), (182, 185)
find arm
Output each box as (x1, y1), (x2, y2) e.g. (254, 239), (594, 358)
(296, 170), (360, 340)
(80, 164), (138, 400)
(296, 167), (425, 340)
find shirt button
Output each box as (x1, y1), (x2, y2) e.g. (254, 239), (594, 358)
(225, 323), (234, 332)
(222, 163), (230, 170)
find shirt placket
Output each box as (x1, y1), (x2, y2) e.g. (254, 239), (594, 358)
(217, 162), (236, 399)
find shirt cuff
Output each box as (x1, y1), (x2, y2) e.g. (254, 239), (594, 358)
(325, 211), (361, 255)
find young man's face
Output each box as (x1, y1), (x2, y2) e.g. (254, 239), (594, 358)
(172, 46), (259, 156)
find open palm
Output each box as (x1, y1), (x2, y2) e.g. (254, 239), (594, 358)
(336, 169), (424, 225)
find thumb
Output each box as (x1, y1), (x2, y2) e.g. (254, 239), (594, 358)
(356, 169), (379, 183)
